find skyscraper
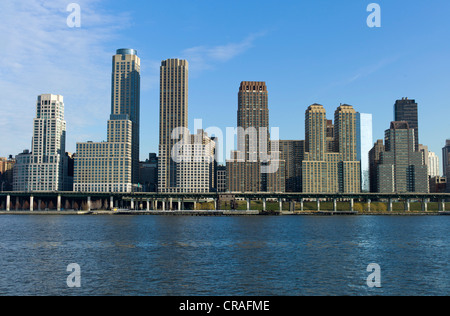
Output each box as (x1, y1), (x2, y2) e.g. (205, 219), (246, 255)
(443, 140), (450, 175)
(334, 105), (361, 193)
(302, 104), (361, 193)
(237, 81), (269, 155)
(303, 104), (335, 193)
(158, 59), (189, 193)
(227, 81), (285, 193)
(356, 113), (373, 192)
(13, 94), (68, 191)
(377, 121), (428, 193)
(228, 82), (268, 193)
(305, 104), (327, 161)
(112, 48), (141, 184)
(443, 140), (450, 193)
(74, 49), (140, 193)
(394, 98), (419, 151)
(369, 139), (385, 193)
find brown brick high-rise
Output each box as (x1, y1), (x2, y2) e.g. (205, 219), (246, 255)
(227, 82), (285, 193)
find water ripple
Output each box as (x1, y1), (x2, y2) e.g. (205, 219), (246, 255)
(0, 215), (448, 296)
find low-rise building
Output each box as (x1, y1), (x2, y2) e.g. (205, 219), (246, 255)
(0, 156), (15, 191)
(429, 176), (447, 193)
(139, 153), (158, 192)
(74, 115), (133, 193)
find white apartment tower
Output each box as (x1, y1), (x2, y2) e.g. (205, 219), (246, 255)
(13, 94), (68, 191)
(428, 151), (440, 178)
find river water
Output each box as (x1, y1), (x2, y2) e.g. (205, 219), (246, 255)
(0, 215), (448, 296)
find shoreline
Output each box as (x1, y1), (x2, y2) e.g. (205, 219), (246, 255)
(0, 210), (449, 216)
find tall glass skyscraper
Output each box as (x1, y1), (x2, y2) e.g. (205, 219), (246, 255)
(111, 49), (141, 184)
(74, 49), (140, 193)
(356, 113), (373, 192)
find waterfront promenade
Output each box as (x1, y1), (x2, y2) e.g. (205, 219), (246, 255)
(0, 192), (449, 215)
(1, 206), (449, 217)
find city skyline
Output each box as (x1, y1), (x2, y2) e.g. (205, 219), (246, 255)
(2, 0), (450, 301)
(1, 1), (450, 169)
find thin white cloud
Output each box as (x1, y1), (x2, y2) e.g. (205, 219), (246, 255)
(307, 55), (402, 101)
(181, 33), (265, 74)
(0, 0), (130, 157)
(344, 56), (402, 85)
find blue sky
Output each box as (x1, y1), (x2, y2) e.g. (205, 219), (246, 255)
(1, 0), (450, 173)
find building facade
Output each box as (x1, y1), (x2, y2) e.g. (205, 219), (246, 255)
(326, 120), (335, 152)
(302, 104), (361, 193)
(227, 81), (285, 193)
(334, 105), (361, 193)
(174, 130), (216, 193)
(74, 116), (133, 192)
(64, 152), (74, 191)
(427, 151), (440, 178)
(377, 121), (428, 193)
(368, 139), (385, 193)
(111, 49), (141, 184)
(394, 98), (419, 151)
(216, 165), (227, 193)
(74, 49), (140, 193)
(429, 176), (447, 193)
(418, 144), (429, 176)
(13, 94), (68, 192)
(158, 59), (189, 193)
(139, 153), (158, 192)
(0, 156), (15, 191)
(278, 140), (305, 192)
(356, 113), (373, 192)
(157, 59), (215, 193)
(443, 140), (450, 193)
